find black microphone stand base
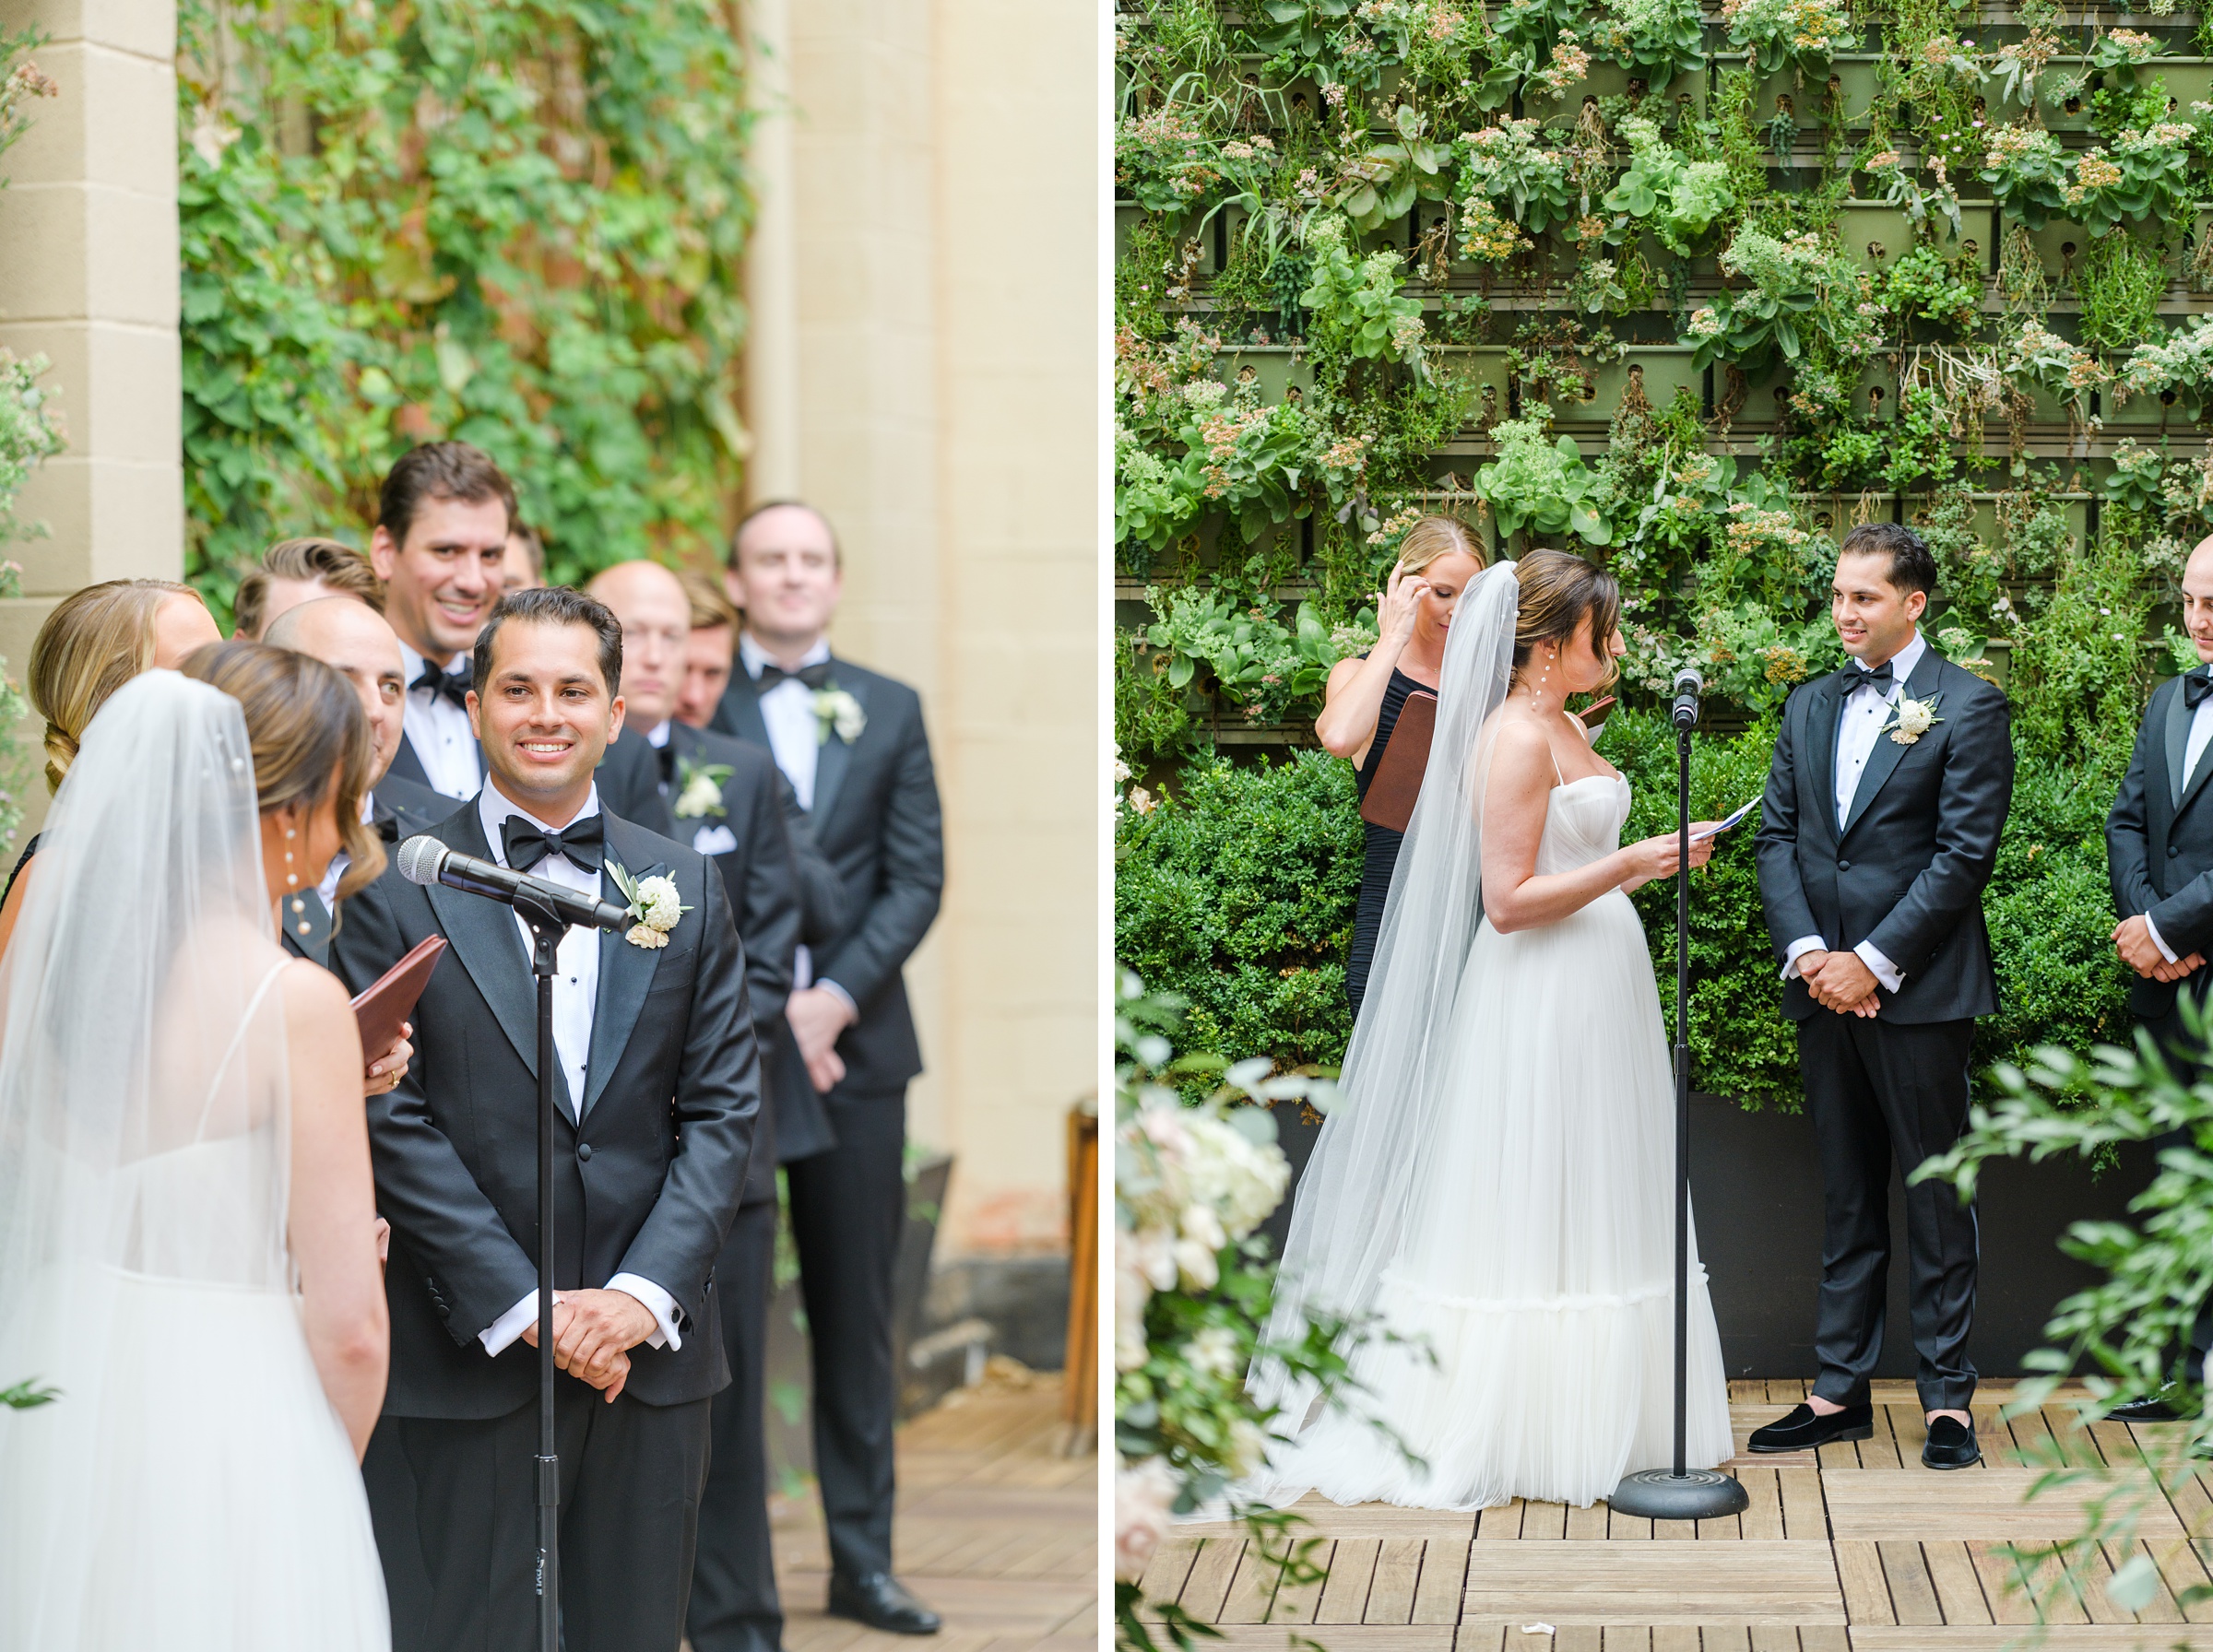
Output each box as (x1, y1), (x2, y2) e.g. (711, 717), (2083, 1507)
(1607, 1467), (1749, 1521)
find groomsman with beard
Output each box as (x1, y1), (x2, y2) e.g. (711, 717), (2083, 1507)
(331, 586), (763, 1651)
(713, 501), (945, 1635)
(368, 442), (664, 821)
(1751, 523), (2015, 1471)
(263, 596), (451, 966)
(2104, 530), (2213, 1421)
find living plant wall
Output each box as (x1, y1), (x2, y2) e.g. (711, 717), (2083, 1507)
(1113, 0), (2213, 1098)
(177, 0), (752, 617)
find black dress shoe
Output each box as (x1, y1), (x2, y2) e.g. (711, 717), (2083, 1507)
(2110, 1391), (2185, 1422)
(1923, 1413), (1982, 1469)
(828, 1572), (941, 1635)
(1747, 1401), (1874, 1453)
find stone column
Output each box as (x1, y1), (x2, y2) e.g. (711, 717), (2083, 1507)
(0, 0), (183, 832)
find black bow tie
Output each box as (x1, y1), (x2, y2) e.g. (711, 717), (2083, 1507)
(2186, 670), (2213, 709)
(656, 739), (677, 790)
(501, 813), (605, 875)
(1850, 660), (1897, 695)
(372, 801), (401, 844)
(412, 660), (473, 711)
(755, 660), (832, 692)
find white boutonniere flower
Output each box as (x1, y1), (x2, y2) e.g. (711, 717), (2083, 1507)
(608, 859), (692, 950)
(814, 685), (865, 746)
(672, 756), (732, 821)
(1885, 692), (1944, 746)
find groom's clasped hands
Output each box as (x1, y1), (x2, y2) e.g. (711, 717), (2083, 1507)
(517, 1287), (661, 1401)
(1793, 947), (1882, 1018)
(2112, 913), (2207, 984)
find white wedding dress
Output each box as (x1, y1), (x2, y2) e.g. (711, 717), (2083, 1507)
(0, 672), (389, 1649)
(1251, 563), (1731, 1512)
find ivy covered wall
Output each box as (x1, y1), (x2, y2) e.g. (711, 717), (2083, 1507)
(177, 0), (752, 616)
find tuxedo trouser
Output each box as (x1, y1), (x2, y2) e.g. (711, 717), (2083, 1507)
(363, 1386), (712, 1652)
(1799, 1012), (1981, 1411)
(786, 1086), (908, 1580)
(2138, 1004), (2213, 1383)
(687, 1198), (785, 1652)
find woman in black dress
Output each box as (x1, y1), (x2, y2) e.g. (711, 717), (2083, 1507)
(1317, 516), (1487, 1016)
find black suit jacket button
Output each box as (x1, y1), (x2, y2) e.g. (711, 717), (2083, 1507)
(577, 1143), (593, 1162)
(1838, 858), (1852, 870)
(2172, 845), (2183, 857)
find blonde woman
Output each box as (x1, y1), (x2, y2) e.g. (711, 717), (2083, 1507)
(0, 580), (221, 950)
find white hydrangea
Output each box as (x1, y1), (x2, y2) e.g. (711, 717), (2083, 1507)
(674, 771), (725, 820)
(636, 875), (684, 931)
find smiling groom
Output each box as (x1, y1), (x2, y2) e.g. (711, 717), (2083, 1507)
(331, 585), (762, 1652)
(1750, 523), (2015, 1471)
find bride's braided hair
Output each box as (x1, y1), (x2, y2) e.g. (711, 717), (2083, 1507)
(28, 579), (203, 796)
(1510, 549), (1622, 692)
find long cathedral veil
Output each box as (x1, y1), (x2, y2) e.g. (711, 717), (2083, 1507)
(1253, 560), (1521, 1416)
(0, 670), (296, 1642)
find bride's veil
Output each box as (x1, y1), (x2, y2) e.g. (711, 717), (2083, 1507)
(1254, 560), (1520, 1416)
(0, 670), (291, 1639)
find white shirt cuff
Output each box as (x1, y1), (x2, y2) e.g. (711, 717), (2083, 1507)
(814, 978), (859, 1021)
(1854, 939), (1904, 994)
(479, 1277), (682, 1355)
(607, 1273), (680, 1351)
(2145, 913), (2181, 964)
(1781, 935), (1827, 981)
(480, 1290), (541, 1357)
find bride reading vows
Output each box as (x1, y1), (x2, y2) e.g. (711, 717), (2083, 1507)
(1252, 550), (1733, 1511)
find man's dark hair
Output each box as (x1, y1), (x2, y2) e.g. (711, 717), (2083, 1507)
(1838, 521), (1937, 599)
(472, 586), (624, 698)
(377, 442), (518, 551)
(728, 498), (840, 571)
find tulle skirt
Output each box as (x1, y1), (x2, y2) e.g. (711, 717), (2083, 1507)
(1261, 886), (1733, 1510)
(0, 1269), (389, 1650)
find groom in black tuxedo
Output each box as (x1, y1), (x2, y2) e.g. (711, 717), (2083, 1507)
(331, 586), (762, 1652)
(708, 500), (945, 1638)
(1751, 523), (2015, 1470)
(2104, 530), (2213, 1420)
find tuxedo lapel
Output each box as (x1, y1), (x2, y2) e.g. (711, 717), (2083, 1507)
(281, 888), (333, 967)
(1840, 649), (1941, 842)
(809, 662), (870, 827)
(583, 815), (668, 1117)
(387, 732), (433, 791)
(2165, 674), (2193, 810)
(1810, 674), (1842, 842)
(420, 805), (563, 1115)
(717, 677), (773, 750)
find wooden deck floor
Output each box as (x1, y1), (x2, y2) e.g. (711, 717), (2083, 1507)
(1142, 1380), (2213, 1652)
(760, 1363), (1096, 1652)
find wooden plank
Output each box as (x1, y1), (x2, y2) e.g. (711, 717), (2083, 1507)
(1318, 1538), (1379, 1625)
(1823, 1469), (2188, 1542)
(1651, 1627), (1698, 1652)
(1366, 1537), (1424, 1625)
(1180, 1504), (1478, 1541)
(1696, 1628), (1749, 1650)
(1654, 1517), (1698, 1541)
(1180, 1537), (1243, 1620)
(1566, 1499), (1608, 1540)
(1603, 1631), (1650, 1652)
(1925, 1538), (1995, 1625)
(1272, 1539), (1332, 1625)
(1411, 1538), (1467, 1626)
(1556, 1627), (1601, 1652)
(1608, 1504), (1654, 1540)
(1138, 1537), (1200, 1606)
(1863, 1405), (1905, 1470)
(1777, 1468), (1826, 1541)
(1970, 1541), (2094, 1626)
(1522, 1501), (1568, 1540)
(2105, 1538), (2187, 1624)
(1850, 1631), (2213, 1648)
(1452, 1631), (1505, 1652)
(1198, 1631), (1458, 1649)
(2154, 1533), (2213, 1623)
(1460, 1542), (1844, 1624)
(1877, 1540), (1943, 1625)
(1218, 1541), (1283, 1625)
(1746, 1628), (1797, 1652)
(1738, 1469), (1784, 1542)
(1814, 1438), (1861, 1472)
(1834, 1540), (1894, 1625)
(1796, 1630), (1848, 1652)
(1476, 1501), (1526, 1540)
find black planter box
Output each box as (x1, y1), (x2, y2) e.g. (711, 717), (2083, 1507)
(1257, 1094), (2149, 1379)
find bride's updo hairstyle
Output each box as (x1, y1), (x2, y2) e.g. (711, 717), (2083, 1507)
(1510, 549), (1622, 692)
(1393, 513), (1487, 577)
(28, 578), (200, 796)
(180, 640), (386, 903)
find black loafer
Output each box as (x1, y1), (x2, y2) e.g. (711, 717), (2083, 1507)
(2110, 1391), (2184, 1422)
(1923, 1413), (1982, 1469)
(828, 1572), (941, 1635)
(1747, 1401), (1874, 1453)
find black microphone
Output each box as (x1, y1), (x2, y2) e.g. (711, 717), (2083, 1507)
(396, 835), (633, 933)
(1671, 667), (1704, 731)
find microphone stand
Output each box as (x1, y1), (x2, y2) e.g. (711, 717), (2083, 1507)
(517, 888), (569, 1652)
(1608, 690), (1749, 1523)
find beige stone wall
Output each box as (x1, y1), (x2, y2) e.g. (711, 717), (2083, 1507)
(760, 0), (1097, 1256)
(0, 0), (184, 832)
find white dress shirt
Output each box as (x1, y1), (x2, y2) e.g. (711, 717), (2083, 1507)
(397, 641), (482, 800)
(737, 632), (852, 1011)
(1782, 631), (1926, 995)
(473, 782), (682, 1358)
(2145, 667), (2213, 962)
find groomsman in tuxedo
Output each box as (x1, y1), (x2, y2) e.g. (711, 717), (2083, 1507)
(367, 442), (665, 823)
(586, 557), (826, 1652)
(713, 501), (944, 1635)
(1751, 523), (2015, 1470)
(330, 586), (763, 1651)
(2104, 530), (2213, 1420)
(264, 596), (451, 966)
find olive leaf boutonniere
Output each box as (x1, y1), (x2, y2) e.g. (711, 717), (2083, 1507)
(672, 755), (732, 820)
(813, 685), (865, 746)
